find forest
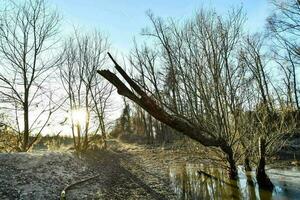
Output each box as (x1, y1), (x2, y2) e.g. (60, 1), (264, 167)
(0, 0), (300, 199)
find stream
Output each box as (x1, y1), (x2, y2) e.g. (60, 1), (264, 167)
(169, 163), (300, 199)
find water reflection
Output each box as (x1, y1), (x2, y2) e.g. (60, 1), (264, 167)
(169, 163), (300, 200)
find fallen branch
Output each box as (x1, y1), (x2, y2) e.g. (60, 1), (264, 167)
(60, 174), (100, 200)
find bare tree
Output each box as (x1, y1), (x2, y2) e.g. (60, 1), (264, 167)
(0, 0), (60, 151)
(267, 0), (300, 109)
(113, 9), (249, 179)
(240, 34), (296, 189)
(60, 30), (112, 151)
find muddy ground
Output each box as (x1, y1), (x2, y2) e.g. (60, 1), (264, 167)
(0, 139), (204, 200)
(2, 138), (299, 200)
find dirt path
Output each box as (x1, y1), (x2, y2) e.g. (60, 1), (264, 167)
(66, 139), (177, 199)
(0, 139), (178, 200)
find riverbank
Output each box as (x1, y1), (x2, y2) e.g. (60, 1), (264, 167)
(1, 139), (300, 199)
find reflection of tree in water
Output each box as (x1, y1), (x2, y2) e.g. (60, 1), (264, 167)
(169, 164), (300, 200)
(169, 164), (243, 199)
(246, 174), (257, 200)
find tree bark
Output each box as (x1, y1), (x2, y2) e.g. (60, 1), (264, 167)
(22, 105), (29, 151)
(22, 91), (29, 152)
(244, 156), (252, 172)
(220, 143), (238, 179)
(256, 137), (274, 190)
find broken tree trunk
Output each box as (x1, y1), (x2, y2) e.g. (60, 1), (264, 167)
(97, 52), (238, 179)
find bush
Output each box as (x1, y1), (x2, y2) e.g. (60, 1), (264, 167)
(0, 127), (20, 152)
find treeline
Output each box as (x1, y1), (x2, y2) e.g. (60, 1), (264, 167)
(99, 1), (300, 190)
(111, 99), (182, 144)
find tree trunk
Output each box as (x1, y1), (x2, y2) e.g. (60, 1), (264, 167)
(98, 53), (239, 180)
(101, 128), (107, 149)
(98, 53), (220, 146)
(244, 149), (252, 172)
(148, 115), (154, 144)
(76, 124), (81, 151)
(256, 137), (274, 190)
(71, 125), (77, 151)
(22, 99), (29, 152)
(244, 156), (252, 172)
(292, 61), (299, 110)
(221, 144), (238, 179)
(103, 137), (107, 149)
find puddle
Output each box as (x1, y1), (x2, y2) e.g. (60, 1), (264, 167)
(169, 163), (300, 199)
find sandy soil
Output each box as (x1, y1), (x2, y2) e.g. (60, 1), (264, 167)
(0, 139), (194, 200)
(1, 138), (299, 200)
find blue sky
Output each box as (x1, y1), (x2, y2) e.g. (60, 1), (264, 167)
(0, 0), (273, 134)
(47, 0), (272, 131)
(50, 0), (271, 53)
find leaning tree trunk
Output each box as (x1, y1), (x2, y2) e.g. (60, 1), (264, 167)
(244, 149), (252, 172)
(98, 52), (239, 179)
(221, 143), (238, 179)
(256, 137), (274, 190)
(244, 156), (252, 172)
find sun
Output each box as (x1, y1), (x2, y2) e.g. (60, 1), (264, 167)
(69, 108), (87, 126)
